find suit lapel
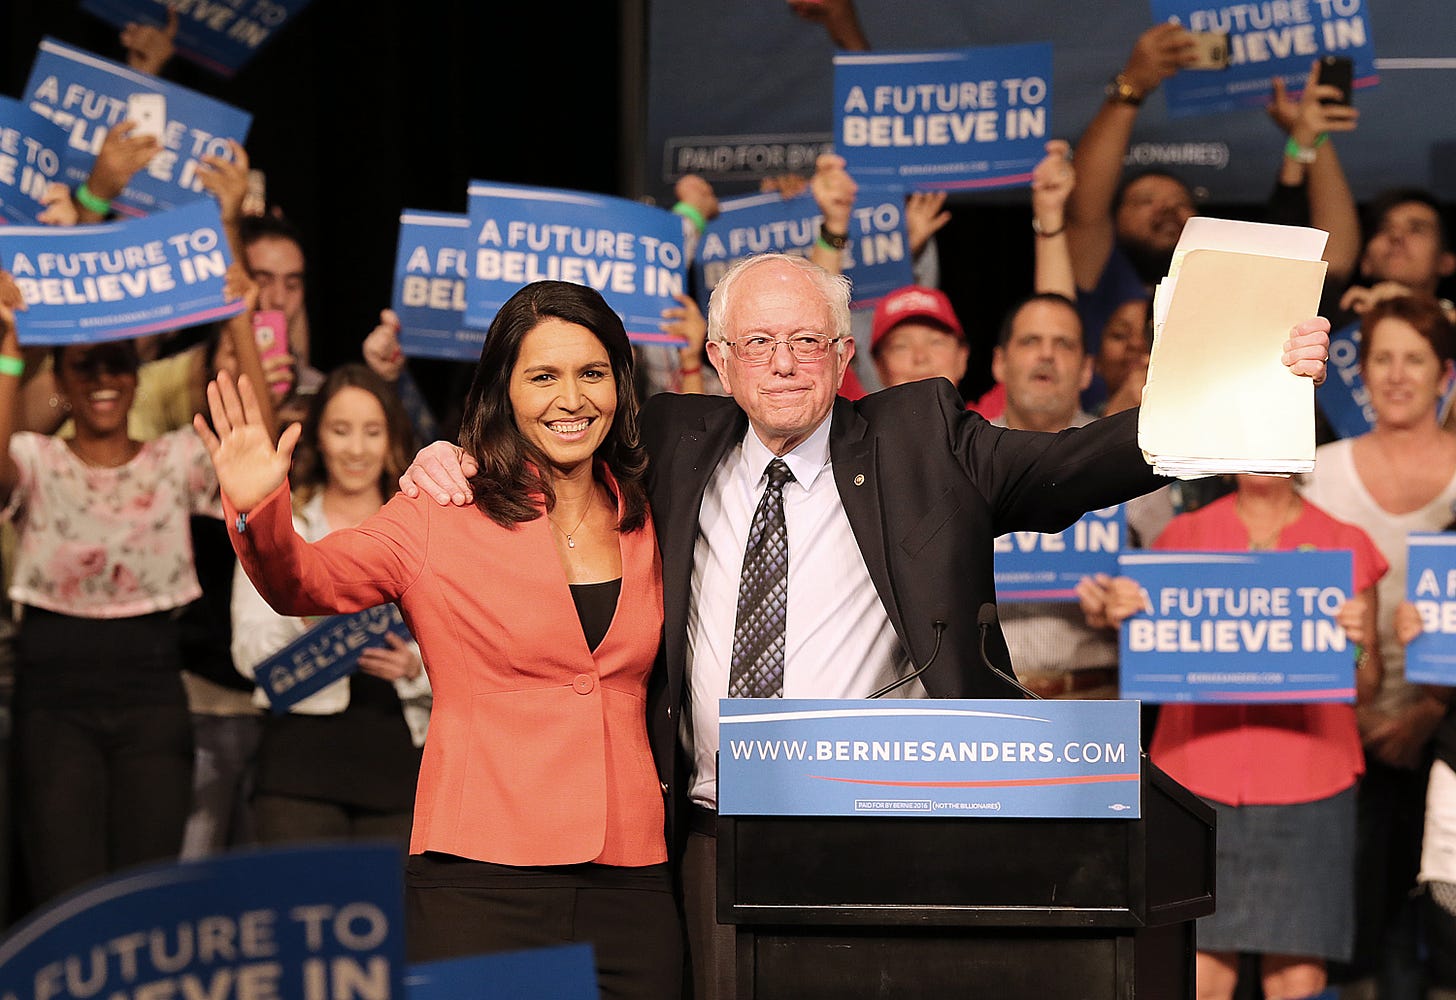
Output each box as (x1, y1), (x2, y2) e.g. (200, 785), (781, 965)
(661, 402), (745, 680)
(829, 397), (909, 648)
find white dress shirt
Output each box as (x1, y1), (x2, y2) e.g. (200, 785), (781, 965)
(684, 414), (921, 808)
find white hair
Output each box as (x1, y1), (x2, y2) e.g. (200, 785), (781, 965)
(706, 253), (853, 347)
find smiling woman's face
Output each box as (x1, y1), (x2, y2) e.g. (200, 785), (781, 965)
(508, 318), (617, 478)
(56, 344), (138, 436)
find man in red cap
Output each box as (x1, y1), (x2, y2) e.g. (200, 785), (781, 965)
(868, 284), (970, 392)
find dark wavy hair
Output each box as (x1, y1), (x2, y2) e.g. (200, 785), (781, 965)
(456, 281), (648, 533)
(288, 363), (416, 508)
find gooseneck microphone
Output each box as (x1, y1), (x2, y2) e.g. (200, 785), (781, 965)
(977, 602), (1043, 699)
(868, 620), (947, 699)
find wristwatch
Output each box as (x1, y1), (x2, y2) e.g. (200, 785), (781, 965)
(818, 222), (849, 251)
(1105, 73), (1144, 107)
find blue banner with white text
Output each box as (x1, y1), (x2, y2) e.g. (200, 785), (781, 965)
(22, 37), (252, 217)
(1404, 532), (1456, 685)
(392, 210), (480, 363)
(406, 945), (597, 1000)
(1117, 549), (1356, 702)
(696, 185), (913, 311)
(718, 698), (1142, 819)
(0, 97), (69, 226)
(0, 198), (244, 344)
(255, 604), (413, 714)
(0, 844), (406, 998)
(1151, 0), (1379, 119)
(832, 43), (1053, 191)
(465, 181), (687, 346)
(81, 0), (316, 78)
(994, 504), (1127, 600)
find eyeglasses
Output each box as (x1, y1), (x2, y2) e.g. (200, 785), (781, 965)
(724, 334), (840, 364)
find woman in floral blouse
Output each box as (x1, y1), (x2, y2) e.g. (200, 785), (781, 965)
(0, 303), (221, 909)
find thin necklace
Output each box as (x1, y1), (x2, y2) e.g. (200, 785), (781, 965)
(1238, 492), (1300, 551)
(549, 504), (590, 549)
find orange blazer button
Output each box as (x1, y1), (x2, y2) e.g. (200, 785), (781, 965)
(573, 674), (596, 695)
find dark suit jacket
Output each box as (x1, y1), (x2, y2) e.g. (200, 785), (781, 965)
(639, 378), (1165, 842)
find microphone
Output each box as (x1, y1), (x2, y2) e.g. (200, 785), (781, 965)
(977, 602), (1043, 699)
(868, 620), (947, 699)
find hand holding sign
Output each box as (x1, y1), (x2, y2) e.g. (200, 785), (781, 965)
(121, 8), (179, 77)
(194, 370), (301, 512)
(358, 631), (423, 683)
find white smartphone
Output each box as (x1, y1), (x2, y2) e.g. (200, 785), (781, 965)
(126, 93), (167, 141)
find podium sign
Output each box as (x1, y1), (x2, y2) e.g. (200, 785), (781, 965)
(718, 698), (1141, 819)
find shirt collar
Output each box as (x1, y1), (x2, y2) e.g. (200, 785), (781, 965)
(741, 412), (832, 491)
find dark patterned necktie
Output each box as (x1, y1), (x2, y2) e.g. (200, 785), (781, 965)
(728, 458), (795, 698)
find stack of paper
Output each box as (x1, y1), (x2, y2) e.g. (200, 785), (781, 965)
(1138, 217), (1329, 478)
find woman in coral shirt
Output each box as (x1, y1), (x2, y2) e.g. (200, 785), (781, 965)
(197, 281), (680, 999)
(1079, 473), (1385, 1000)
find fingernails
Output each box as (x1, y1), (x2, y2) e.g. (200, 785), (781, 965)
(436, 493), (448, 504)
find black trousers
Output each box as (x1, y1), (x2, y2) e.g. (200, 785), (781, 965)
(13, 701), (192, 907)
(406, 860), (683, 1000)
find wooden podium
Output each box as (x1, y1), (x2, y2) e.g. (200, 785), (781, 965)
(717, 757), (1215, 999)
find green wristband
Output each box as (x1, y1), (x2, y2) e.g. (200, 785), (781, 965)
(672, 201), (707, 234)
(0, 355), (24, 378)
(75, 182), (112, 215)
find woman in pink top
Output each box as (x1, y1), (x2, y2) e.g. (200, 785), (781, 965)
(0, 311), (220, 910)
(1079, 473), (1385, 1000)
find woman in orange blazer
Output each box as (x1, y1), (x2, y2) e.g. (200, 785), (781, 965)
(196, 281), (680, 999)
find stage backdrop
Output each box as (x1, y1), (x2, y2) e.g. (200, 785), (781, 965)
(645, 0), (1456, 206)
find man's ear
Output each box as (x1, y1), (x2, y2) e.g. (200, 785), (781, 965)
(834, 336), (856, 390)
(1078, 354), (1094, 393)
(991, 346), (1006, 385)
(707, 340), (732, 394)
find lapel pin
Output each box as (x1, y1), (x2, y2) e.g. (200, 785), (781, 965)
(853, 474), (865, 486)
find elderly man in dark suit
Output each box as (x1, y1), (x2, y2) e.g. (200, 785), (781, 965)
(401, 252), (1332, 999)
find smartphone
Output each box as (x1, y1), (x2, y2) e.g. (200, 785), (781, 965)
(126, 93), (167, 142)
(1186, 31), (1230, 70)
(252, 310), (292, 397)
(1316, 55), (1354, 105)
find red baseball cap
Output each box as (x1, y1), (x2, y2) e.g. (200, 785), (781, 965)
(870, 285), (964, 353)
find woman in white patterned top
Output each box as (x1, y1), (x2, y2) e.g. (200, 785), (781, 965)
(0, 301), (220, 911)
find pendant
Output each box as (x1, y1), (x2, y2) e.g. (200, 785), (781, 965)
(566, 535), (576, 549)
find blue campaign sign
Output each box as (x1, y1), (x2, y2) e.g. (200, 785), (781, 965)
(1317, 319), (1374, 439)
(1404, 533), (1456, 685)
(993, 504), (1127, 601)
(1117, 549), (1356, 703)
(392, 210), (481, 363)
(717, 698), (1142, 819)
(833, 43), (1053, 191)
(406, 944), (597, 1000)
(255, 604), (412, 714)
(0, 97), (68, 225)
(697, 185), (913, 312)
(465, 181), (687, 346)
(81, 0), (315, 78)
(22, 38), (252, 217)
(0, 843), (406, 998)
(1, 198), (245, 344)
(1318, 319), (1456, 440)
(1151, 0), (1379, 118)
